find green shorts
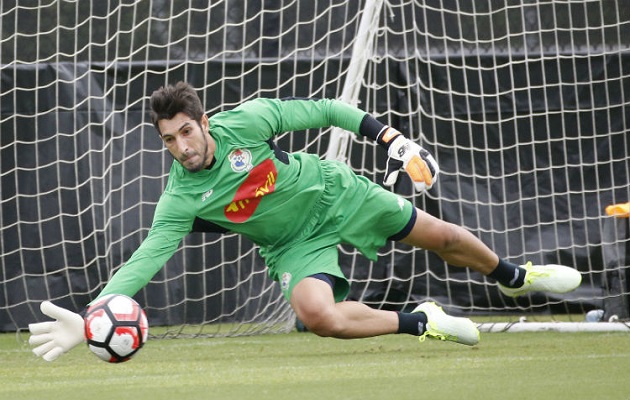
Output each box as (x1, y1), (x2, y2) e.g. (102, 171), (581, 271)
(260, 159), (415, 302)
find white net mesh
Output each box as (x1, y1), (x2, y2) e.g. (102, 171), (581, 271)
(343, 0), (630, 323)
(1, 0), (629, 334)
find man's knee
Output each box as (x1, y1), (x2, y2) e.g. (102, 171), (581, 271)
(290, 276), (343, 337)
(297, 305), (342, 337)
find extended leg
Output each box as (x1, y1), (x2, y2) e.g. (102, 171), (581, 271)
(401, 207), (581, 296)
(400, 207), (499, 274)
(290, 276), (479, 345)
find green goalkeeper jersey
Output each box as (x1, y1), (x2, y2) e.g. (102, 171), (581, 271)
(96, 98), (367, 299)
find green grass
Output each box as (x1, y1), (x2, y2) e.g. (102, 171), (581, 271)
(2, 329), (630, 400)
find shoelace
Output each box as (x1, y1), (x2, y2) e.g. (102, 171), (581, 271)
(522, 262), (552, 286)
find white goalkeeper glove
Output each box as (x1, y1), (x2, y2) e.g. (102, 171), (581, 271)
(383, 133), (439, 193)
(28, 301), (85, 362)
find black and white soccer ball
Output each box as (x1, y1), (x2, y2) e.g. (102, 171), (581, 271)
(84, 294), (149, 363)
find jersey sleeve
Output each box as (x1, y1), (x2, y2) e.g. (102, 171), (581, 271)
(274, 98), (366, 134)
(226, 98), (367, 140)
(90, 195), (192, 303)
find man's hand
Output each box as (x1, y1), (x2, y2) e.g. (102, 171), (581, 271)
(383, 135), (439, 193)
(28, 301), (85, 362)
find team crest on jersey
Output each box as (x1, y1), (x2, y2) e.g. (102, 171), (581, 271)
(228, 149), (253, 172)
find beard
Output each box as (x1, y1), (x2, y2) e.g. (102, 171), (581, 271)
(175, 134), (209, 173)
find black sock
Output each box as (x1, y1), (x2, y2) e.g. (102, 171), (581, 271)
(397, 311), (428, 336)
(488, 258), (526, 288)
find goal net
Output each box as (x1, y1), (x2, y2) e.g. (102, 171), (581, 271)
(2, 0), (629, 335)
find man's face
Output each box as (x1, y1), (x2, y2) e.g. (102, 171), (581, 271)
(158, 112), (215, 172)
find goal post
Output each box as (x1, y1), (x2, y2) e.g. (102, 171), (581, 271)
(2, 1), (630, 336)
(325, 0), (385, 162)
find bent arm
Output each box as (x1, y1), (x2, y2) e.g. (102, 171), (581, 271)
(274, 98), (366, 133)
(275, 98), (397, 144)
(262, 97), (439, 192)
(232, 97), (389, 140)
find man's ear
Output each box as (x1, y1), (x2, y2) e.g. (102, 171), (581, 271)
(201, 114), (209, 132)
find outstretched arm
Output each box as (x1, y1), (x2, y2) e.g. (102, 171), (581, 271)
(29, 196), (190, 361)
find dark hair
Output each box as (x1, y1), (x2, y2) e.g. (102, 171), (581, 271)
(149, 81), (205, 133)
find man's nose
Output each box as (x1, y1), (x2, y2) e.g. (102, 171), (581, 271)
(177, 136), (188, 154)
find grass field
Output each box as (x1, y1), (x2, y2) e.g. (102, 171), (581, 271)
(2, 329), (630, 400)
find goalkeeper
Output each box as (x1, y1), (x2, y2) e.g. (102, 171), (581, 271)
(29, 82), (582, 361)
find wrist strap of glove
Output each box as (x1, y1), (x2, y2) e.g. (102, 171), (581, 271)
(359, 114), (403, 150)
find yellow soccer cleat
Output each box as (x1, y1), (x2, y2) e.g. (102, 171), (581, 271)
(414, 302), (480, 346)
(498, 262), (582, 298)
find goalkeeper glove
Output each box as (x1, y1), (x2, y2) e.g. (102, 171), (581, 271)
(28, 301), (85, 362)
(380, 128), (439, 193)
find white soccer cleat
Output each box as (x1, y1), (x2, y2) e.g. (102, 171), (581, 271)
(414, 302), (480, 346)
(498, 262), (582, 298)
